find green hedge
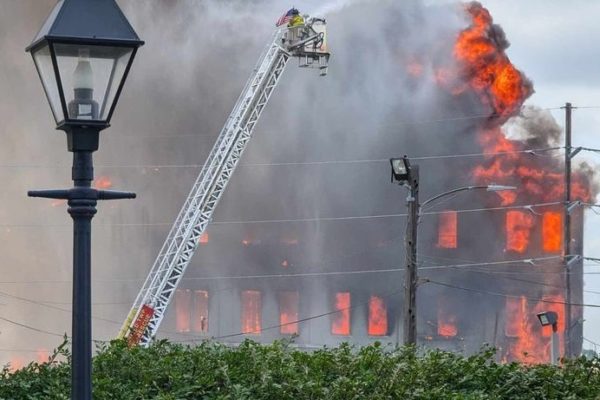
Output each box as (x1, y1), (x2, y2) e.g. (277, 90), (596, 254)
(1, 340), (600, 399)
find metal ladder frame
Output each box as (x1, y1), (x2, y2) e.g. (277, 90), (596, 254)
(122, 31), (290, 345)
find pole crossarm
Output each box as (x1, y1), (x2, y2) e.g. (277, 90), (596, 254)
(28, 189), (135, 200)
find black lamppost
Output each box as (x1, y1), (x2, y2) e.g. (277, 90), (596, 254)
(25, 1), (143, 398)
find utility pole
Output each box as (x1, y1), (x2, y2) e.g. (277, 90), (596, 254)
(404, 166), (419, 346)
(564, 102), (573, 358)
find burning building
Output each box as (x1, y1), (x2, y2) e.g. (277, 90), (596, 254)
(153, 2), (595, 364)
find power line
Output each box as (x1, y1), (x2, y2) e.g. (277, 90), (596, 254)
(0, 257), (566, 285)
(418, 255), (563, 271)
(0, 348), (48, 354)
(3, 200), (593, 229)
(0, 289), (127, 328)
(0, 315), (66, 338)
(0, 146), (564, 170)
(425, 279), (600, 308)
(1, 253), (598, 285)
(418, 253), (600, 295)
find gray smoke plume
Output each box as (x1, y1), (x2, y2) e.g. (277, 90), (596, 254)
(0, 0), (595, 367)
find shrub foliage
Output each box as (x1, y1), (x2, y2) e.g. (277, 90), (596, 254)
(1, 340), (600, 399)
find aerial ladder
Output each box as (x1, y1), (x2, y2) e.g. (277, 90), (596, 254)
(120, 14), (330, 346)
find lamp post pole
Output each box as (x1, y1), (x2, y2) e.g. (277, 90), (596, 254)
(564, 101), (573, 358)
(551, 323), (560, 365)
(29, 129), (135, 400)
(403, 166), (419, 346)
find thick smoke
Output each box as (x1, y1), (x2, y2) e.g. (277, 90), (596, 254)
(0, 0), (596, 366)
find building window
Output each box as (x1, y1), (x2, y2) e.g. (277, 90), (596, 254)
(437, 308), (457, 337)
(193, 290), (209, 333)
(368, 295), (388, 336)
(506, 210), (534, 253)
(436, 211), (457, 249)
(175, 289), (191, 333)
(331, 292), (351, 336)
(542, 212), (562, 252)
(279, 291), (299, 335)
(241, 290), (262, 334)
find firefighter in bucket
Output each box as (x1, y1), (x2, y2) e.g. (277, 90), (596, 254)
(289, 9), (304, 27)
(276, 7), (304, 27)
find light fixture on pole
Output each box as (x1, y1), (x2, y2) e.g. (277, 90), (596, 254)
(26, 1), (143, 399)
(537, 311), (560, 365)
(390, 157), (411, 183)
(390, 156), (419, 346)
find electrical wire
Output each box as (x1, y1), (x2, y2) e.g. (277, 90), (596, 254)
(417, 255), (563, 271)
(0, 146), (564, 170)
(417, 255), (566, 290)
(2, 200), (593, 229)
(418, 253), (600, 295)
(0, 315), (66, 338)
(2, 253), (599, 285)
(425, 279), (600, 308)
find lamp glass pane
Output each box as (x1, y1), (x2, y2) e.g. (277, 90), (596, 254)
(32, 44), (64, 123)
(53, 44), (133, 122)
(540, 315), (548, 325)
(392, 159), (406, 175)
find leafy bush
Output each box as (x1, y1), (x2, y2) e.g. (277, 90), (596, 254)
(1, 339), (600, 399)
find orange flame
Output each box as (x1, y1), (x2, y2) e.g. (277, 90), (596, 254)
(454, 3), (532, 119)
(368, 296), (388, 336)
(175, 289), (191, 333)
(505, 296), (565, 364)
(506, 210), (534, 253)
(437, 211), (458, 249)
(279, 291), (299, 334)
(438, 314), (458, 338)
(36, 349), (49, 363)
(331, 292), (351, 335)
(436, 2), (588, 364)
(241, 290), (262, 334)
(542, 212), (562, 253)
(454, 3), (592, 205)
(198, 232), (209, 245)
(9, 356), (24, 372)
(93, 176), (113, 190)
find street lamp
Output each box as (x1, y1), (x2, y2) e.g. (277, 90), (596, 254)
(389, 156), (419, 346)
(390, 157), (411, 183)
(390, 157), (516, 346)
(537, 311), (560, 365)
(25, 1), (143, 399)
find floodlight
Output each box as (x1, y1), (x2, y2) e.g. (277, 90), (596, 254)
(390, 157), (410, 183)
(537, 311), (558, 329)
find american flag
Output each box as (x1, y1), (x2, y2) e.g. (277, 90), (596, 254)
(276, 8), (296, 27)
